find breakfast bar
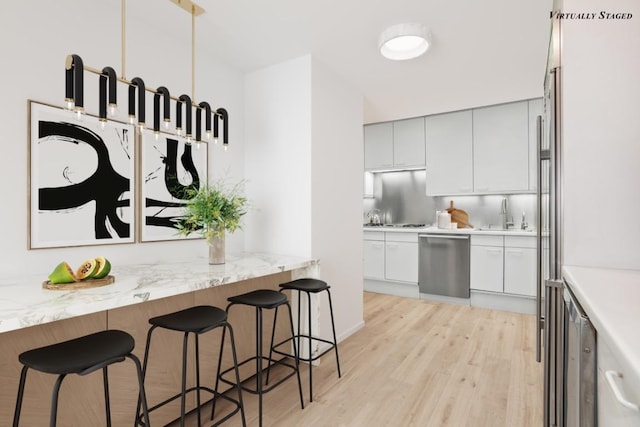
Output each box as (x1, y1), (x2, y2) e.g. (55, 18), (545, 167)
(0, 252), (318, 425)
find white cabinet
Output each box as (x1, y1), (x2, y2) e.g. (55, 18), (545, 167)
(425, 110), (473, 195)
(364, 122), (393, 170)
(363, 231), (385, 279)
(528, 98), (543, 191)
(470, 235), (504, 292)
(393, 117), (425, 168)
(364, 118), (425, 171)
(385, 232), (418, 283)
(473, 101), (529, 193)
(471, 235), (536, 297)
(598, 334), (640, 426)
(503, 236), (536, 296)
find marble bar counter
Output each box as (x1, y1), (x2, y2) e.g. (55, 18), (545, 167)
(0, 252), (318, 333)
(0, 252), (318, 426)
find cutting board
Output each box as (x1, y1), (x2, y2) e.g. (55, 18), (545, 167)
(42, 275), (115, 290)
(446, 201), (473, 228)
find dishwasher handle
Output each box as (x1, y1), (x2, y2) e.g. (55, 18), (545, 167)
(419, 234), (469, 240)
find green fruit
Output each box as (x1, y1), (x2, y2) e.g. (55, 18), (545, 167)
(48, 262), (77, 284)
(76, 259), (99, 280)
(93, 256), (111, 279)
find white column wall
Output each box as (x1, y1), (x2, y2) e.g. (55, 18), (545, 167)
(0, 0), (245, 278)
(311, 58), (365, 339)
(244, 55), (364, 340)
(560, 0), (640, 269)
(243, 56), (313, 256)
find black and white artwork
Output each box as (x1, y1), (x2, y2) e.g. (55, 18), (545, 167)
(29, 101), (135, 248)
(141, 132), (208, 242)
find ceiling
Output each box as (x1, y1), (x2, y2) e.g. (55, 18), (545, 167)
(136, 0), (552, 123)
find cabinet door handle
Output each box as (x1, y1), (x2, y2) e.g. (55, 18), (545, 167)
(506, 249), (523, 256)
(487, 248), (503, 255)
(386, 243), (398, 249)
(605, 370), (640, 412)
(372, 243), (384, 248)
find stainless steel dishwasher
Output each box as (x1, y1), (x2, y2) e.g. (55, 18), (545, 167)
(418, 234), (470, 298)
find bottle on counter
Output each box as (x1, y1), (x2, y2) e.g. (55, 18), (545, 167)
(437, 210), (451, 229)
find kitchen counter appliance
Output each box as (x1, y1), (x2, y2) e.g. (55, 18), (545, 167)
(563, 283), (597, 426)
(418, 234), (470, 298)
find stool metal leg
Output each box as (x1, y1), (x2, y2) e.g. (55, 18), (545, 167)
(136, 325), (158, 425)
(50, 374), (67, 427)
(180, 332), (189, 426)
(306, 291), (314, 401)
(285, 301), (305, 410)
(265, 306), (279, 385)
(225, 323), (247, 427)
(127, 353), (151, 427)
(103, 366), (112, 426)
(211, 320), (226, 421)
(256, 306), (263, 427)
(195, 333), (202, 427)
(326, 289), (342, 378)
(12, 365), (29, 427)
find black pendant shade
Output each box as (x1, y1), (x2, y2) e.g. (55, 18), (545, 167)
(63, 54), (228, 148)
(99, 67), (117, 124)
(65, 54), (84, 112)
(128, 77), (145, 126)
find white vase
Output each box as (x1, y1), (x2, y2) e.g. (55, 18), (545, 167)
(207, 232), (225, 265)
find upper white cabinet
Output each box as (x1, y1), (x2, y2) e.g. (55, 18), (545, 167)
(425, 110), (473, 195)
(364, 122), (393, 170)
(364, 118), (425, 170)
(393, 117), (426, 169)
(473, 101), (529, 193)
(528, 98), (543, 191)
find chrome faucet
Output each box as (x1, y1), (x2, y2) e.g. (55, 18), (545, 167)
(521, 211), (528, 230)
(500, 197), (514, 229)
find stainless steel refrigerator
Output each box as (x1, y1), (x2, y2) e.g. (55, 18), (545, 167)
(537, 13), (565, 426)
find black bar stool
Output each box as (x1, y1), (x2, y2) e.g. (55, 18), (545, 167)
(269, 278), (341, 402)
(12, 329), (150, 427)
(136, 305), (245, 427)
(219, 289), (304, 427)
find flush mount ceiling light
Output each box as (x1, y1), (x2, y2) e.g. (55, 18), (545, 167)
(379, 23), (431, 61)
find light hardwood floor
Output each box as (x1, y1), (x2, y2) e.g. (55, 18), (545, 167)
(187, 292), (544, 426)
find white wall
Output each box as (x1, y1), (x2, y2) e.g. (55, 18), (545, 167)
(560, 0), (640, 269)
(311, 58), (365, 339)
(0, 0), (245, 278)
(243, 56), (313, 256)
(244, 55), (365, 339)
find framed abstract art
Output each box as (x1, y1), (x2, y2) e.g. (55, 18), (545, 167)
(140, 131), (208, 242)
(28, 101), (135, 248)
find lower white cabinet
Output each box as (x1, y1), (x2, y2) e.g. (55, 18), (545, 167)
(471, 235), (504, 292)
(385, 233), (418, 283)
(503, 237), (536, 296)
(363, 231), (385, 280)
(470, 235), (536, 297)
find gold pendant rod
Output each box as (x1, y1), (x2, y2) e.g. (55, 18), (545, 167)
(192, 4), (195, 100)
(121, 0), (126, 79)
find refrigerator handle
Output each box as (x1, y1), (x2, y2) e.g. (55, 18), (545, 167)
(536, 114), (544, 363)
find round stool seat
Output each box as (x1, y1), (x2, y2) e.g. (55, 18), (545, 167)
(149, 305), (227, 333)
(227, 289), (287, 308)
(279, 278), (329, 293)
(19, 330), (134, 375)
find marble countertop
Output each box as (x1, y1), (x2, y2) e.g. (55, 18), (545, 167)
(363, 225), (536, 237)
(563, 265), (640, 391)
(0, 252), (317, 334)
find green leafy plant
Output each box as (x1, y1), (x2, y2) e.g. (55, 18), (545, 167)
(176, 179), (247, 240)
